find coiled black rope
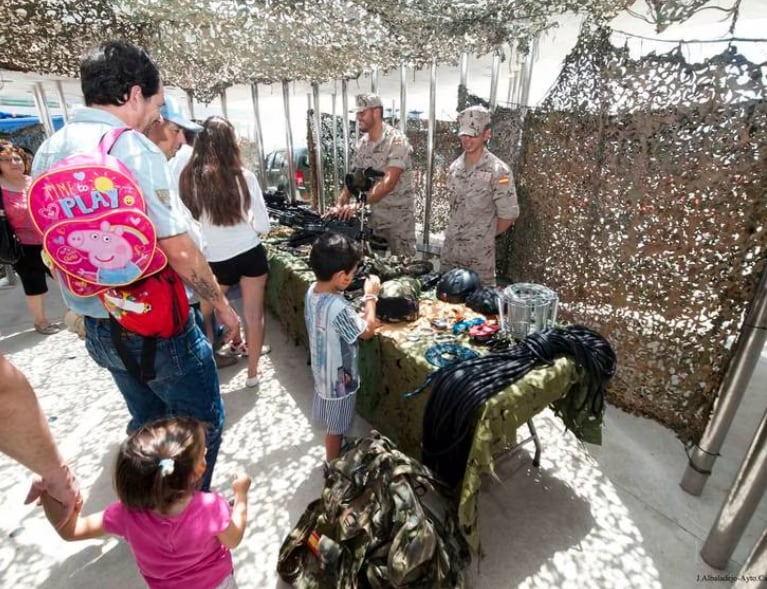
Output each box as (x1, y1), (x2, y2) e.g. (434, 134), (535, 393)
(414, 325), (616, 487)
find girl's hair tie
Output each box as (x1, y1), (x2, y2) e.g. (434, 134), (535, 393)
(158, 458), (175, 477)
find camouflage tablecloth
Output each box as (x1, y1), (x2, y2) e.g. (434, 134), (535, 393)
(265, 244), (579, 550)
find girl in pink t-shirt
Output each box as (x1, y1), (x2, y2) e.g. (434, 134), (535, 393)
(41, 417), (251, 589)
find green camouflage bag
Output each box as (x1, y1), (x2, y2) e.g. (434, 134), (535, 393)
(277, 431), (471, 588)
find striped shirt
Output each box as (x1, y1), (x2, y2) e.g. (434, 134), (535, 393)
(305, 285), (366, 400)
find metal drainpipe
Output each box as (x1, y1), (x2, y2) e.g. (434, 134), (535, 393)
(422, 58), (437, 247)
(250, 83), (267, 189)
(311, 82), (325, 213)
(281, 80), (297, 203)
(700, 405), (767, 569)
(681, 265), (767, 495)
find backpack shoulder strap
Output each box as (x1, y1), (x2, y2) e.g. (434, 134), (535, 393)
(99, 127), (134, 155)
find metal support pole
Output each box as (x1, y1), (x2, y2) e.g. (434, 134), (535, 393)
(701, 405), (767, 569)
(733, 526), (767, 589)
(331, 92), (339, 195)
(281, 80), (297, 203)
(422, 59), (437, 247)
(519, 36), (538, 108)
(32, 83), (55, 137)
(311, 82), (325, 213)
(399, 64), (407, 135)
(460, 52), (469, 88)
(250, 83), (267, 189)
(341, 79), (350, 173)
(489, 52), (501, 111)
(185, 89), (196, 121)
(220, 89), (228, 119)
(681, 265), (767, 495)
(371, 68), (379, 94)
(54, 81), (69, 122)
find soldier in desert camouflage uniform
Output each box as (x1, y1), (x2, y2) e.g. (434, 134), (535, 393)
(328, 93), (416, 256)
(440, 105), (519, 285)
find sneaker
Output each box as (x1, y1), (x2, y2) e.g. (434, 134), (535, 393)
(245, 376), (260, 389)
(229, 341), (248, 356)
(214, 352), (238, 369)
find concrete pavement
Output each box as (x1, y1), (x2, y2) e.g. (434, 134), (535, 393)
(0, 273), (765, 588)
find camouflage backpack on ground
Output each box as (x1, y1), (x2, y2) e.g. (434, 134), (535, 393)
(277, 431), (471, 588)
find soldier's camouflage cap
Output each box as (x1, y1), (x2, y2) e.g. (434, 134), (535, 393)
(355, 93), (383, 112)
(457, 105), (492, 137)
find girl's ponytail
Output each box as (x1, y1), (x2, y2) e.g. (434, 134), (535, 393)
(114, 417), (207, 513)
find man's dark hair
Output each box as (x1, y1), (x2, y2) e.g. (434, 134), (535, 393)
(80, 40), (161, 107)
(182, 129), (198, 145)
(309, 232), (362, 281)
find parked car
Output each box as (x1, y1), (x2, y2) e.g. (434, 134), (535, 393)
(264, 147), (311, 202)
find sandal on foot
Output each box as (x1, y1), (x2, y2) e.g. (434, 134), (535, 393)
(34, 322), (61, 335)
(245, 376), (260, 389)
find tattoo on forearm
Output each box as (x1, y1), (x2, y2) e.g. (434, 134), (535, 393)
(188, 271), (221, 303)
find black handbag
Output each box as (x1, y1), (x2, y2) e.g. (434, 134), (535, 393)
(0, 185), (23, 264)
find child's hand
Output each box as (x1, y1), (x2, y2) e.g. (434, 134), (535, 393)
(364, 274), (381, 296)
(40, 490), (80, 535)
(231, 472), (251, 496)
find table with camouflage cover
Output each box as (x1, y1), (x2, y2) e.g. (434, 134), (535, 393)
(265, 244), (581, 550)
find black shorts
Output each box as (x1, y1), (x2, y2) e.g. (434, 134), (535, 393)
(13, 244), (52, 296)
(209, 243), (269, 286)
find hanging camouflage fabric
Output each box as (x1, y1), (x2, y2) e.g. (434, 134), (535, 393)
(277, 431), (471, 588)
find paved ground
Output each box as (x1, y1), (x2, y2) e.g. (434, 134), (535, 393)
(0, 274), (765, 588)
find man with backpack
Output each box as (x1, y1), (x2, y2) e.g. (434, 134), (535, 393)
(31, 40), (240, 491)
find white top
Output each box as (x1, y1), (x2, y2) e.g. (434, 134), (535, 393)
(168, 144), (192, 187)
(200, 168), (270, 262)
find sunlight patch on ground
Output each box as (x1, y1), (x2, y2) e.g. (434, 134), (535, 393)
(513, 412), (662, 589)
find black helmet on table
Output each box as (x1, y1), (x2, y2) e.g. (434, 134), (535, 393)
(466, 285), (499, 315)
(436, 268), (480, 304)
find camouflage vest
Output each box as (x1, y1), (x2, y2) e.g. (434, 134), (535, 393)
(277, 431), (471, 588)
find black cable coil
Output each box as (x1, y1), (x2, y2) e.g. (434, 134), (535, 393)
(415, 325), (617, 487)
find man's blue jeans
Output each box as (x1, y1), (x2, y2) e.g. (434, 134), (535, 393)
(84, 312), (224, 491)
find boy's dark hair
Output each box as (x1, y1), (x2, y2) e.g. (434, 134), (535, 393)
(80, 40), (161, 107)
(114, 416), (207, 514)
(309, 232), (363, 281)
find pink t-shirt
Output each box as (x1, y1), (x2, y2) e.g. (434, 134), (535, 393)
(2, 178), (40, 245)
(103, 491), (234, 589)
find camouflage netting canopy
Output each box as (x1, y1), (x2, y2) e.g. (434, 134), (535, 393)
(0, 0), (636, 102)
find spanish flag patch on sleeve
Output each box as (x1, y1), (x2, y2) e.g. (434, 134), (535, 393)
(498, 175), (510, 185)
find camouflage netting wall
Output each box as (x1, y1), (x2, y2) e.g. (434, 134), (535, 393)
(506, 27), (767, 441)
(306, 25), (766, 441)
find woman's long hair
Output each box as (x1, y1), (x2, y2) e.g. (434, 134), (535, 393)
(179, 116), (251, 225)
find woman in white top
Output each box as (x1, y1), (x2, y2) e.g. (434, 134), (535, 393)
(179, 117), (271, 389)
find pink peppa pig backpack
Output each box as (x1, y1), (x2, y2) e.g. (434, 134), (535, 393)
(28, 128), (189, 340)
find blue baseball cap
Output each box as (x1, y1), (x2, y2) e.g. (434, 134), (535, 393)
(161, 96), (202, 132)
